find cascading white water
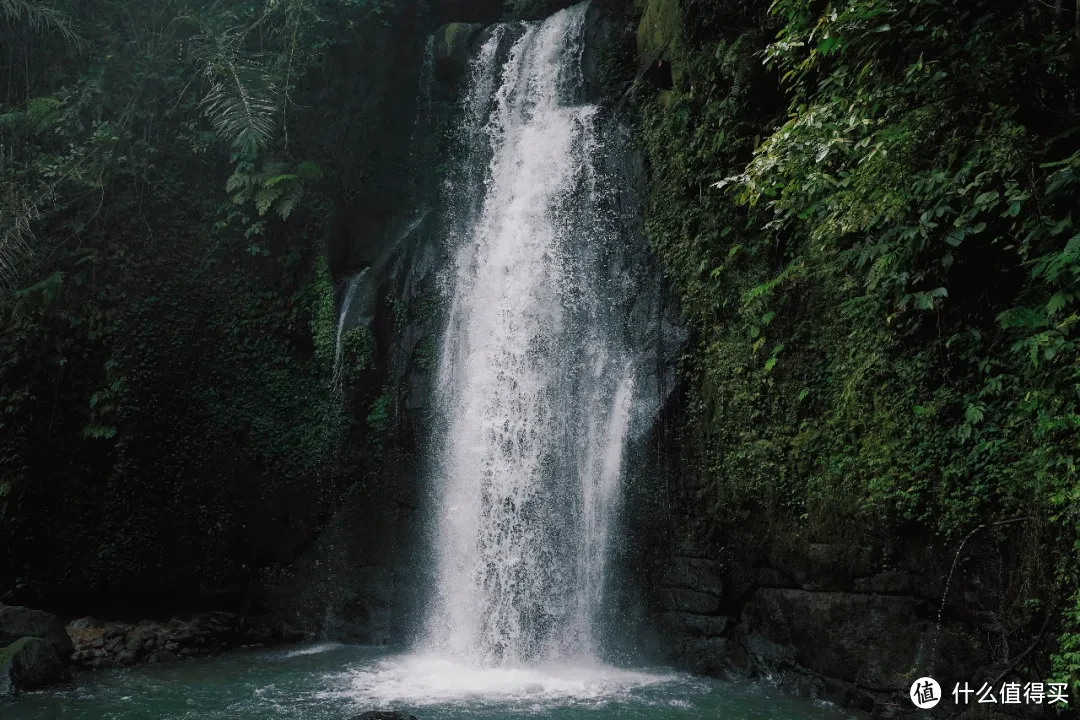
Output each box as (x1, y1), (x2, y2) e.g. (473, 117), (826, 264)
(332, 272), (366, 396)
(422, 3), (642, 667)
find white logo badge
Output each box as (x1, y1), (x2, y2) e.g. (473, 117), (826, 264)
(910, 677), (942, 709)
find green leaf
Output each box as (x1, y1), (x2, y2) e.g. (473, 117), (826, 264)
(1047, 292), (1069, 316)
(816, 36), (841, 55)
(262, 173), (297, 188)
(296, 161), (323, 180)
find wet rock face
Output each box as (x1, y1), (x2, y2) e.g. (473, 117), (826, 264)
(0, 636), (70, 696)
(65, 612), (302, 669)
(649, 538), (1012, 718)
(0, 604), (73, 659)
(740, 589), (926, 690)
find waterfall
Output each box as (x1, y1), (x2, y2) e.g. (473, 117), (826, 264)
(422, 3), (644, 667)
(332, 272), (367, 396)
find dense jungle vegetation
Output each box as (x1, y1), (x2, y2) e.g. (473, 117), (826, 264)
(4, 0), (1080, 694)
(0, 0), (414, 611)
(634, 0), (1080, 688)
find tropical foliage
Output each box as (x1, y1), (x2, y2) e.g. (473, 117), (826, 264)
(639, 0), (1080, 683)
(0, 0), (396, 607)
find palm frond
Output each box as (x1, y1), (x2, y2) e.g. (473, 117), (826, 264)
(200, 50), (279, 157)
(0, 0), (85, 49)
(0, 194), (38, 293)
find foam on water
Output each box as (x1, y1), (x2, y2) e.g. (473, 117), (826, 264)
(333, 653), (689, 709)
(276, 643), (345, 660)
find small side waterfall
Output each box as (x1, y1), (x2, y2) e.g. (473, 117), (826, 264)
(332, 272), (367, 396)
(421, 3), (650, 667)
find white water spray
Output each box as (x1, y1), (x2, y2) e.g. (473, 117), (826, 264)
(332, 272), (367, 396)
(422, 4), (643, 667)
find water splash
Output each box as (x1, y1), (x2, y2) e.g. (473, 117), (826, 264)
(422, 3), (646, 667)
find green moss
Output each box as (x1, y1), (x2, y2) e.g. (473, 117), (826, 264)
(636, 0), (681, 81)
(411, 336), (438, 372)
(441, 24), (468, 54)
(311, 256), (337, 367)
(0, 636), (34, 676)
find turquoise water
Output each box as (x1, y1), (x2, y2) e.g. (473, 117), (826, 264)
(3, 644), (857, 720)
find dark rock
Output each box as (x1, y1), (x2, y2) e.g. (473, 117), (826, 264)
(822, 676), (877, 711)
(146, 649), (179, 664)
(282, 623), (309, 643)
(755, 568), (790, 587)
(779, 670), (825, 700)
(658, 588), (721, 615)
(636, 0), (680, 75)
(660, 557), (723, 596)
(503, 0), (576, 20)
(856, 571), (914, 595)
(680, 635), (740, 676)
(103, 624), (128, 641)
(741, 589), (923, 691)
(431, 23), (484, 81)
(125, 624), (160, 652)
(0, 604), (74, 659)
(115, 649), (138, 666)
(210, 611), (239, 625)
(348, 713), (418, 720)
(68, 617), (100, 631)
(0, 637), (70, 695)
(658, 612), (734, 637)
(105, 636), (123, 653)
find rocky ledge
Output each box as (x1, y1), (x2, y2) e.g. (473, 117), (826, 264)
(66, 612), (305, 669)
(649, 541), (1034, 720)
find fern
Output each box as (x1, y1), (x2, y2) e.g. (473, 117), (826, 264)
(276, 185), (302, 220)
(225, 170), (253, 193)
(25, 96), (62, 133)
(254, 185), (283, 215)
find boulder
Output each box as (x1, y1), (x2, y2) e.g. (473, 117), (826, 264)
(0, 604), (74, 659)
(0, 637), (70, 696)
(115, 649), (138, 666)
(431, 23), (484, 81)
(146, 649), (179, 664)
(636, 0), (681, 82)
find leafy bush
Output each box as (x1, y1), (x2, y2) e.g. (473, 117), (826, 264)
(639, 0), (1079, 678)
